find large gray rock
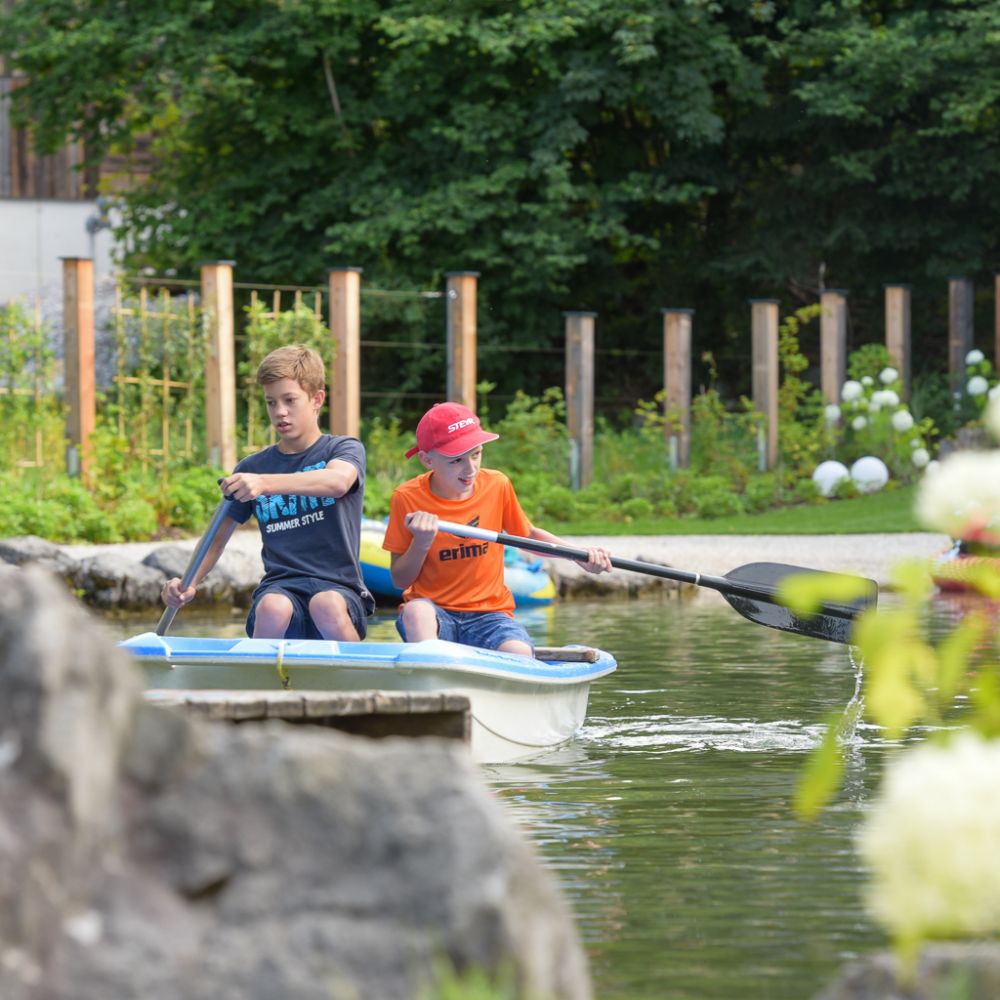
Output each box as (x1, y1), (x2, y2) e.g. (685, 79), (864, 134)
(0, 564), (591, 1000)
(141, 544), (261, 604)
(70, 552), (167, 610)
(0, 535), (77, 579)
(816, 942), (1000, 999)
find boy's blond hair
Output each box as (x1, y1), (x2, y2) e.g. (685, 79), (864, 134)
(256, 345), (326, 396)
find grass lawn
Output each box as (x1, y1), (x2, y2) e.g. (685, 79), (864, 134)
(553, 484), (924, 536)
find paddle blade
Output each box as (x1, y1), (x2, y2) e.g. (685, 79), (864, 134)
(722, 562), (878, 645)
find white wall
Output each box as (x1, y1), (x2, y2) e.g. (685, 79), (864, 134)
(0, 198), (118, 308)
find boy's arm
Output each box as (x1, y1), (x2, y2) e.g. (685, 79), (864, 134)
(527, 524), (613, 575)
(220, 459), (358, 503)
(389, 511), (439, 590)
(161, 516), (239, 607)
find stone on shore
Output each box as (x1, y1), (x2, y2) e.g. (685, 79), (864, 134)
(0, 564), (592, 1000)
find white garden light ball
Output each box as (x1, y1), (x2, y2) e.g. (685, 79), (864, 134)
(813, 460), (850, 497)
(851, 456), (890, 493)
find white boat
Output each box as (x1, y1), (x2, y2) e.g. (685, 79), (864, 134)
(121, 632), (617, 763)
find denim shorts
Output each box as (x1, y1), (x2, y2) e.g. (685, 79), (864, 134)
(396, 601), (531, 652)
(246, 576), (371, 640)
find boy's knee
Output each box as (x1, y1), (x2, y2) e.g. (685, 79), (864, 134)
(258, 592), (293, 618)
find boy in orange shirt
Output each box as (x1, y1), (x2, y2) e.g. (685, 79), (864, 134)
(383, 402), (611, 656)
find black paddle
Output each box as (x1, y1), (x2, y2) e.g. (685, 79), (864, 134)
(436, 520), (877, 644)
(155, 497), (233, 636)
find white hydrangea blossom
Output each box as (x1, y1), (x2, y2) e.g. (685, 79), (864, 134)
(967, 375), (989, 396)
(915, 450), (1000, 533)
(891, 410), (914, 433)
(851, 416), (868, 431)
(966, 349), (985, 365)
(858, 735), (1000, 945)
(872, 389), (900, 408)
(861, 375), (874, 386)
(911, 448), (930, 468)
(823, 404), (841, 425)
(841, 380), (863, 402)
(879, 367), (899, 385)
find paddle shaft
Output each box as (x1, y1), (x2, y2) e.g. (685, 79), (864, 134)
(155, 498), (232, 635)
(436, 520), (783, 604)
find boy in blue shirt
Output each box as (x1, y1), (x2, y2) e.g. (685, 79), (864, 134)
(161, 345), (374, 639)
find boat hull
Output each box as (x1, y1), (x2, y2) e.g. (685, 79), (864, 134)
(120, 633), (616, 764)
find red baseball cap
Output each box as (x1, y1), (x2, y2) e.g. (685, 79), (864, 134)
(405, 402), (500, 459)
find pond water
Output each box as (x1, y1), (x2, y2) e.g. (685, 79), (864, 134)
(111, 592), (957, 999)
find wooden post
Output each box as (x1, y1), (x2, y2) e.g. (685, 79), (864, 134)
(884, 284), (912, 398)
(994, 273), (1000, 373)
(327, 267), (362, 439)
(445, 271), (478, 409)
(662, 308), (693, 469)
(948, 277), (974, 390)
(820, 289), (848, 405)
(564, 311), (595, 490)
(201, 261), (237, 472)
(750, 299), (779, 470)
(61, 257), (95, 480)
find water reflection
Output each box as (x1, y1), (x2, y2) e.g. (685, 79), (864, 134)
(113, 592), (946, 999)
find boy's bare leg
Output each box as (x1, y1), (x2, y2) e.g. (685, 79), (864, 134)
(309, 591), (361, 642)
(497, 638), (532, 657)
(399, 598), (439, 642)
(252, 593), (295, 638)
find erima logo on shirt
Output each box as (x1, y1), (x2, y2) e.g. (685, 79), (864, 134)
(448, 418), (476, 433)
(439, 541), (488, 562)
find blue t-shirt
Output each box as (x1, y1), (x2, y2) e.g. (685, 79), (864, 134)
(228, 435), (371, 607)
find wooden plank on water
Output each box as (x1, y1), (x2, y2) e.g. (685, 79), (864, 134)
(143, 688), (471, 743)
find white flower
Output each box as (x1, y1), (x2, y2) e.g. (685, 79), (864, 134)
(910, 437), (921, 448)
(915, 450), (1000, 533)
(823, 404), (841, 425)
(879, 367), (899, 385)
(911, 447), (930, 468)
(987, 396), (1000, 441)
(841, 380), (863, 402)
(858, 734), (1000, 946)
(861, 375), (875, 386)
(966, 349), (985, 366)
(872, 389), (900, 408)
(891, 410), (914, 433)
(852, 416), (868, 431)
(967, 375), (989, 396)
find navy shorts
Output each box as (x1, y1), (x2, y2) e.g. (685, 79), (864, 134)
(247, 576), (371, 640)
(396, 601), (531, 652)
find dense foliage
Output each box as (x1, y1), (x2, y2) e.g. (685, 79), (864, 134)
(4, 0), (1000, 416)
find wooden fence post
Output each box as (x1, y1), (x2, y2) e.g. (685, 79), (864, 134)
(327, 267), (362, 439)
(884, 284), (912, 398)
(662, 308), (693, 469)
(994, 273), (1000, 373)
(750, 299), (779, 470)
(820, 289), (848, 405)
(61, 256), (95, 480)
(201, 260), (237, 472)
(948, 277), (974, 389)
(564, 311), (595, 490)
(445, 271), (478, 409)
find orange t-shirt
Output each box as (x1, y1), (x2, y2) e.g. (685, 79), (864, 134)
(382, 468), (533, 614)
